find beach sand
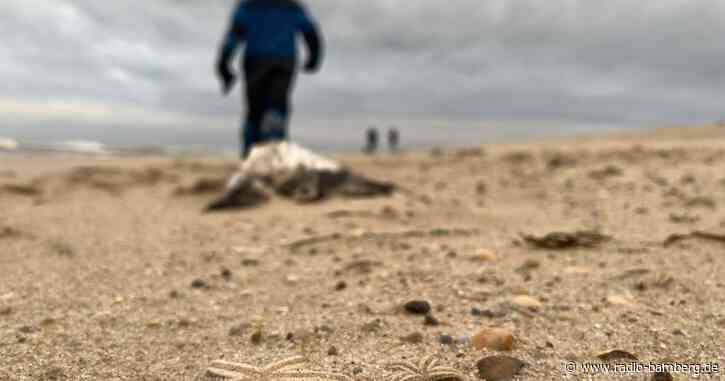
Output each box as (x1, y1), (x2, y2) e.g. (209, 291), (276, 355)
(1, 125), (724, 380)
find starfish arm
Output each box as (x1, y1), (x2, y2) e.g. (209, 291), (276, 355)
(211, 360), (262, 375)
(273, 370), (352, 381)
(398, 375), (424, 381)
(207, 367), (248, 380)
(430, 369), (466, 381)
(389, 362), (420, 375)
(269, 371), (352, 381)
(264, 356), (308, 372)
(421, 356), (438, 372)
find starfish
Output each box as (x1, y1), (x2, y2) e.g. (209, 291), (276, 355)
(207, 356), (352, 381)
(388, 355), (466, 381)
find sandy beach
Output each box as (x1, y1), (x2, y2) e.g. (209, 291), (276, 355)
(1, 125), (724, 380)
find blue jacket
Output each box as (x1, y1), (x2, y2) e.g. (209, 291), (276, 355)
(220, 0), (322, 69)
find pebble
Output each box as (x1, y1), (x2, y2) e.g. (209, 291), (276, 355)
(241, 259), (260, 266)
(424, 314), (440, 326)
(511, 295), (543, 309)
(472, 307), (506, 318)
(327, 346), (339, 356)
(190, 279), (209, 289)
(335, 281), (347, 291)
(652, 372), (674, 381)
(17, 325), (38, 334)
(400, 331), (424, 344)
(0, 306), (12, 316)
(472, 327), (514, 351)
(221, 268), (232, 281)
(250, 330), (263, 345)
(404, 300), (431, 315)
(477, 356), (526, 381)
(285, 275), (300, 284)
(472, 249), (498, 262)
(439, 334), (454, 345)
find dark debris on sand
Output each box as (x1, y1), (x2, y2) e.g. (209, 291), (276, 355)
(521, 230), (612, 250)
(206, 169), (395, 212)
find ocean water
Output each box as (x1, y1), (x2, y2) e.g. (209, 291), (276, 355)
(1, 119), (631, 156)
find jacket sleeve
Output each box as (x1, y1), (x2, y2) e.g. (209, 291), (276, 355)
(297, 7), (323, 69)
(219, 3), (248, 65)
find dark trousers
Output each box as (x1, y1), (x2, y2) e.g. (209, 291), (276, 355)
(241, 57), (296, 158)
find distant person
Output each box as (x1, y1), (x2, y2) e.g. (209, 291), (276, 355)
(216, 0), (323, 158)
(364, 127), (379, 154)
(388, 127), (400, 152)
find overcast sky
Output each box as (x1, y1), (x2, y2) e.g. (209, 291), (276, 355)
(1, 0), (725, 149)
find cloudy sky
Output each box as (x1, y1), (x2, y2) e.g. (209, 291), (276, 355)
(1, 0), (724, 150)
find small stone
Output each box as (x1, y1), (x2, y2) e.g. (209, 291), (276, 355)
(404, 300), (431, 315)
(652, 371), (674, 381)
(511, 295), (543, 309)
(327, 346), (339, 356)
(606, 294), (636, 306)
(221, 268), (232, 281)
(439, 334), (454, 345)
(145, 320), (162, 329)
(424, 314), (440, 326)
(190, 279), (209, 289)
(241, 258), (260, 266)
(671, 328), (686, 336)
(597, 349), (638, 362)
(472, 327), (514, 351)
(476, 356), (526, 381)
(472, 249), (498, 262)
(335, 281), (347, 291)
(250, 329), (263, 345)
(401, 331), (424, 344)
(285, 275), (300, 284)
(169, 290), (181, 299)
(352, 367), (363, 375)
(472, 307), (505, 318)
(17, 325), (37, 334)
(0, 306), (12, 316)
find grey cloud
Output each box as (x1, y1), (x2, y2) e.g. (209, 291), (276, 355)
(1, 0), (725, 148)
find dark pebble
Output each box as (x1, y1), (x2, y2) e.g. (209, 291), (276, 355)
(191, 279), (209, 289)
(241, 259), (260, 266)
(404, 300), (431, 315)
(424, 314), (440, 326)
(250, 330), (263, 344)
(439, 334), (454, 345)
(327, 346), (339, 356)
(335, 281), (347, 291)
(17, 325), (37, 334)
(472, 307), (504, 318)
(221, 268), (232, 281)
(401, 331), (424, 344)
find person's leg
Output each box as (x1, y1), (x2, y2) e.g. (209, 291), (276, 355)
(259, 68), (295, 142)
(241, 62), (269, 158)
